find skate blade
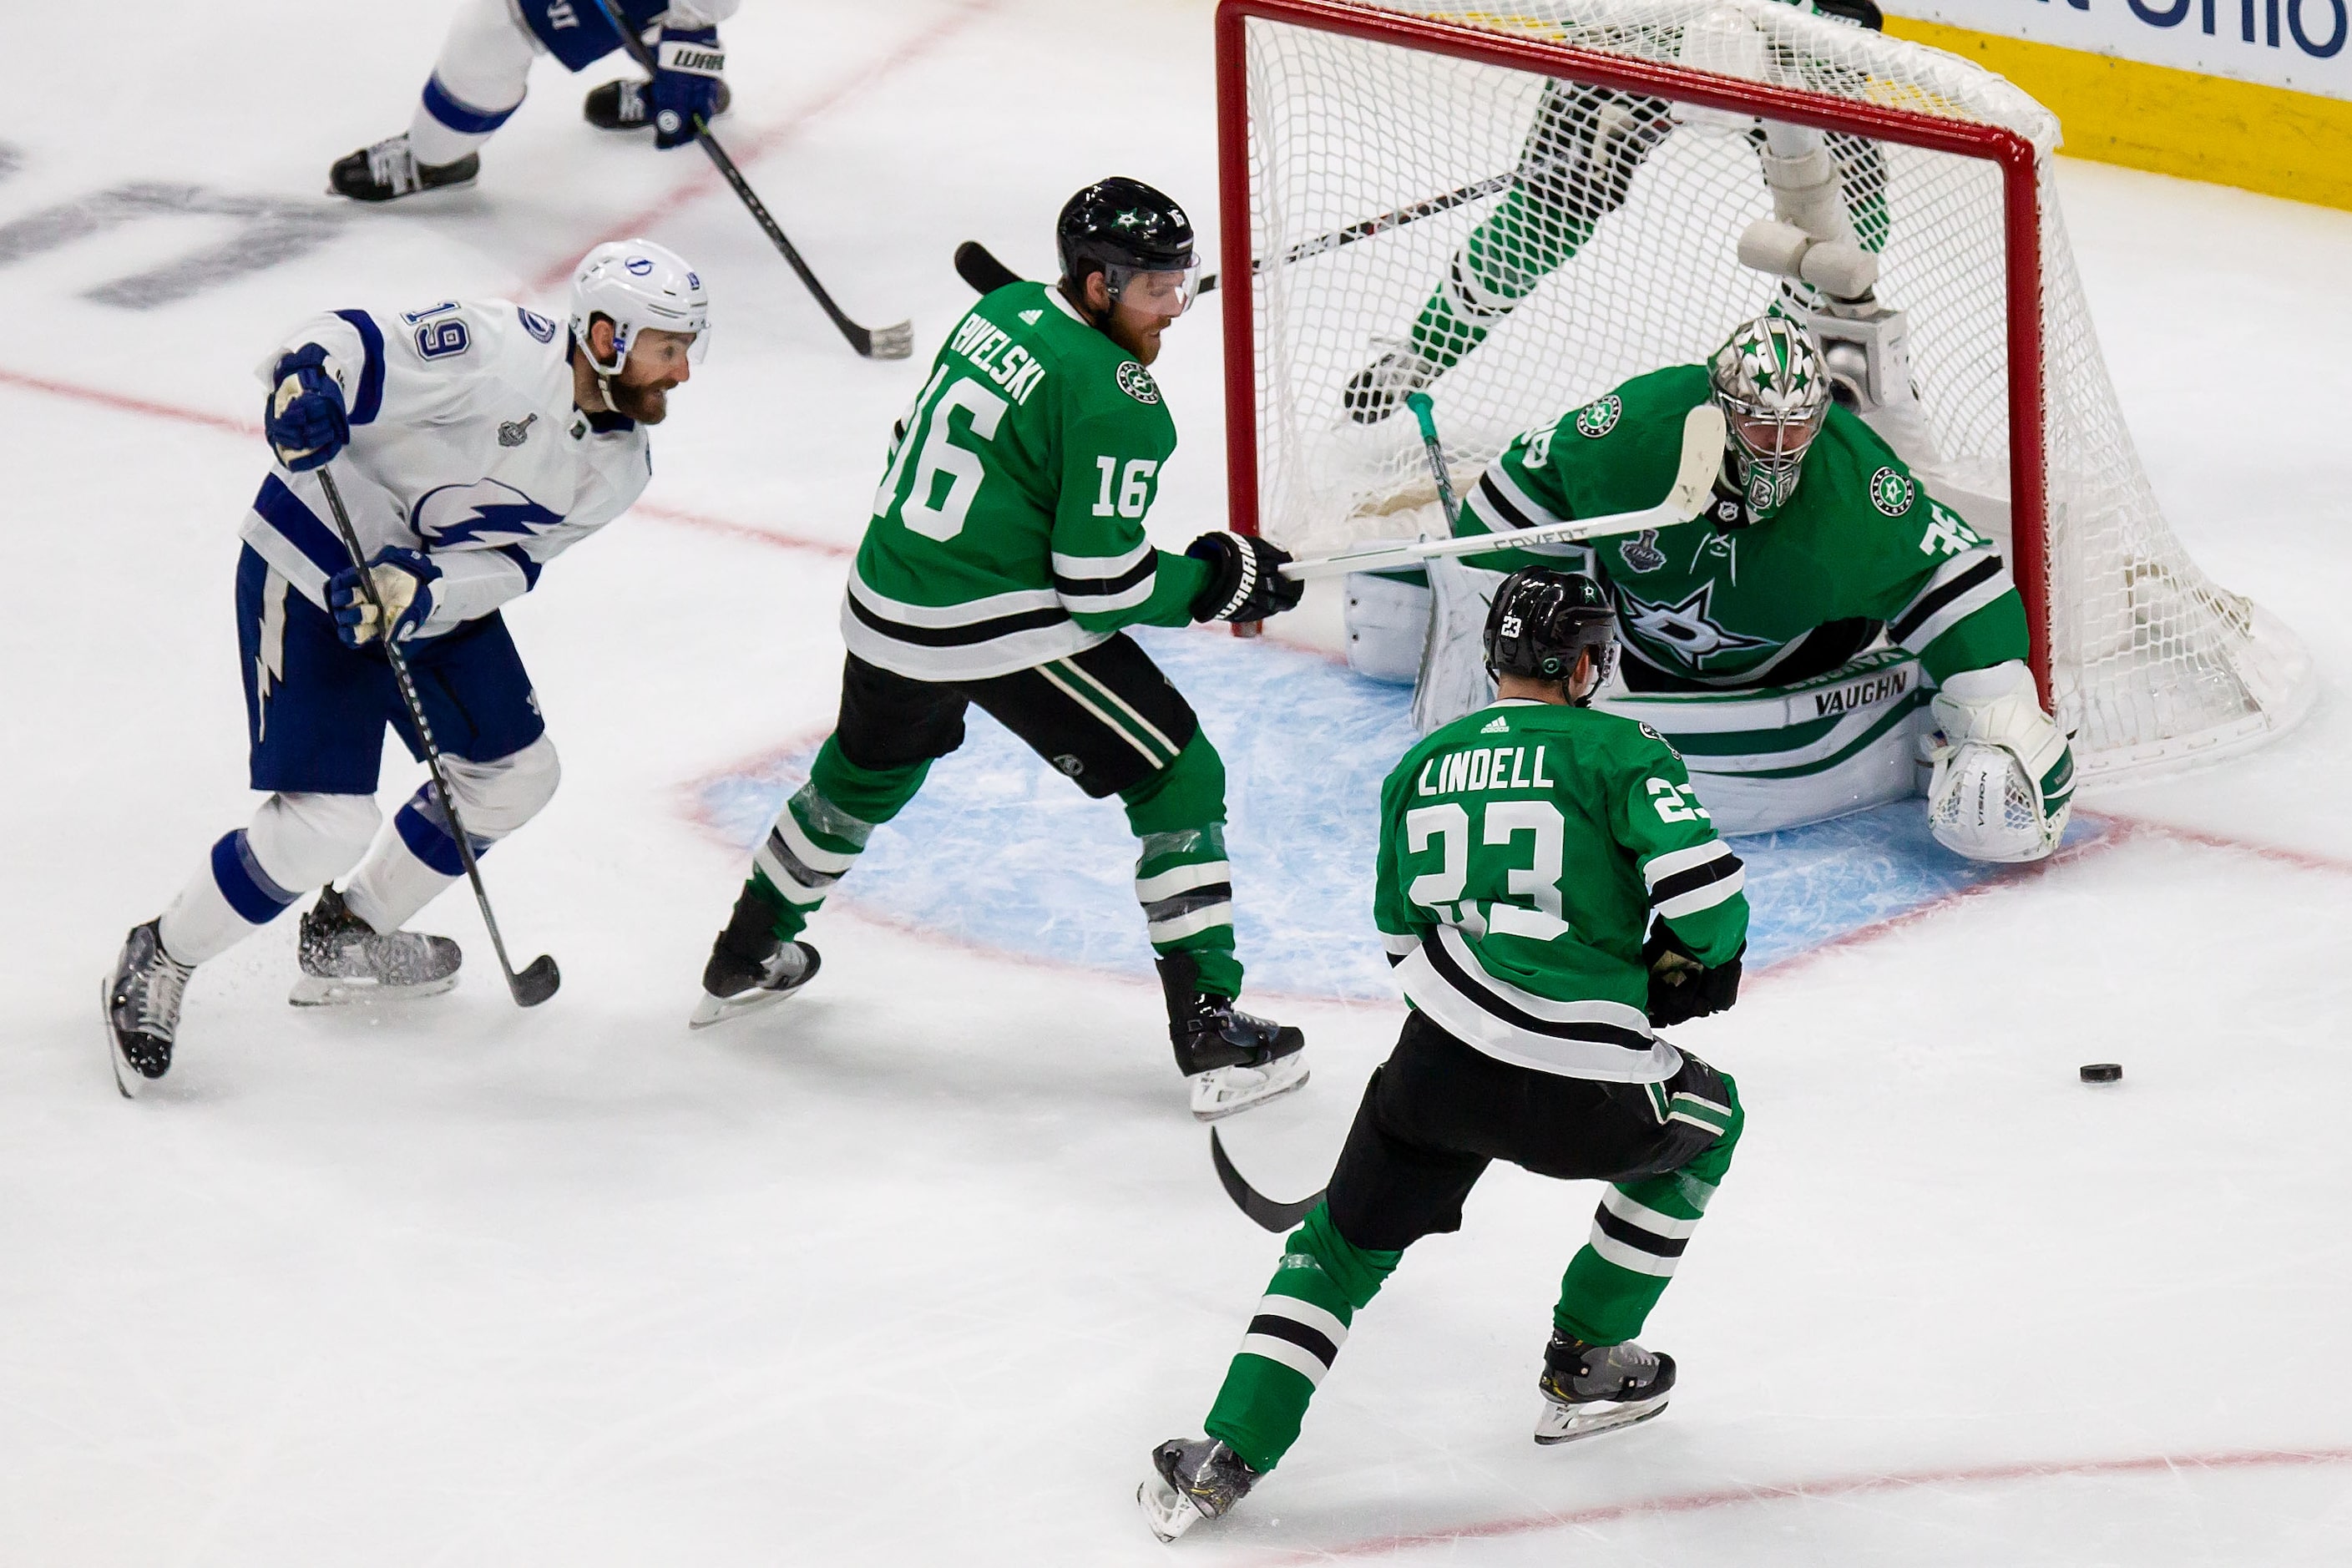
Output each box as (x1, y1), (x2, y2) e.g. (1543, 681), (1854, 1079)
(687, 984), (803, 1030)
(288, 972), (458, 1008)
(1191, 1059), (1311, 1122)
(1137, 1476), (1203, 1542)
(1533, 1393), (1669, 1446)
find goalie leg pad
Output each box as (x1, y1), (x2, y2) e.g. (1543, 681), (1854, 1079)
(1926, 660), (2075, 863)
(1343, 561), (1431, 686)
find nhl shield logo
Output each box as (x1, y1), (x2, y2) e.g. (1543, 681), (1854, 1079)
(1618, 529), (1666, 574)
(1869, 466), (1914, 517)
(1574, 394), (1622, 439)
(1116, 361), (1161, 404)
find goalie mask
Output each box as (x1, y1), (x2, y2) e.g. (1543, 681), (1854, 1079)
(569, 238), (711, 379)
(1485, 568), (1618, 705)
(1709, 313), (1829, 523)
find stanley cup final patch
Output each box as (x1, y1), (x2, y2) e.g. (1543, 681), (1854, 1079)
(1869, 466), (1914, 517)
(1116, 361), (1162, 404)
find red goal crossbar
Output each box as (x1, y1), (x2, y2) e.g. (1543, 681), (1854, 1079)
(1214, 0), (2053, 706)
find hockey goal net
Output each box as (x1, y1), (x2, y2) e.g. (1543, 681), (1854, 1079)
(1217, 0), (2312, 781)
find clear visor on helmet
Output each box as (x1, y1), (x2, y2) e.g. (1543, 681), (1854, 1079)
(1105, 259), (1200, 318)
(1724, 401), (1825, 466)
(606, 320), (709, 374)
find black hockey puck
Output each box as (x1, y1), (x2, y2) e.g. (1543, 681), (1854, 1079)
(2079, 1063), (2123, 1084)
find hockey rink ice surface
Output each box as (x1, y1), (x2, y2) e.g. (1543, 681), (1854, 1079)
(7, 2), (2351, 1561)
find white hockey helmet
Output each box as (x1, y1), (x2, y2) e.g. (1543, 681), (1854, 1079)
(569, 238), (710, 376)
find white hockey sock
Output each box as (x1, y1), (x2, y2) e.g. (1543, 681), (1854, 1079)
(407, 0), (540, 167)
(344, 737), (560, 932)
(341, 831), (457, 937)
(158, 793), (381, 964)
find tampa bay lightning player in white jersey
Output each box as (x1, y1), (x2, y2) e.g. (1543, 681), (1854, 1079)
(101, 240), (709, 1098)
(328, 0), (743, 202)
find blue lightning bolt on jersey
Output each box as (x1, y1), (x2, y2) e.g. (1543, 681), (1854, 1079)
(238, 298), (651, 640)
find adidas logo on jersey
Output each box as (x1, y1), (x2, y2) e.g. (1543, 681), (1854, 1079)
(1481, 716), (1510, 733)
(1019, 309), (1042, 325)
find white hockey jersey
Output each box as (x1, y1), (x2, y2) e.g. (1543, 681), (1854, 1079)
(240, 297), (651, 638)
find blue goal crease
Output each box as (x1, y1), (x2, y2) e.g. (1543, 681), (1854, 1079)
(692, 627), (2088, 1001)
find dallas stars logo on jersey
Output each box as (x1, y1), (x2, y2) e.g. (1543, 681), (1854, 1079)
(1869, 466), (1914, 517)
(1616, 580), (1776, 672)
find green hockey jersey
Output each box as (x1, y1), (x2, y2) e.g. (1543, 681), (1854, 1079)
(1455, 364), (2026, 687)
(1377, 698), (1749, 1082)
(842, 281), (1211, 681)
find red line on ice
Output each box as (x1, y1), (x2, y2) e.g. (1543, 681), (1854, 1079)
(1275, 1444), (2352, 1562)
(523, 0), (1004, 296)
(0, 364), (847, 558)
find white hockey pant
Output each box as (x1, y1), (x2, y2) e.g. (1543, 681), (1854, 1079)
(407, 0), (544, 167)
(154, 736), (559, 965)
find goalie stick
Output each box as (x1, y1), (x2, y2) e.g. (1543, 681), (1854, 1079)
(1210, 1128), (1328, 1233)
(316, 467), (561, 1009)
(583, 0), (911, 361)
(1278, 404), (1729, 580)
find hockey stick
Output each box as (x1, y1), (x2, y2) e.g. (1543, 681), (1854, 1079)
(954, 240), (1020, 296)
(1196, 174), (1514, 297)
(1277, 403), (1728, 581)
(314, 466), (562, 1008)
(583, 0), (912, 361)
(1209, 1129), (1327, 1233)
(1406, 391), (1461, 533)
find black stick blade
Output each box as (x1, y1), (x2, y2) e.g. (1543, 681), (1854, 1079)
(954, 241), (1021, 296)
(1209, 1128), (1327, 1233)
(509, 955), (561, 1008)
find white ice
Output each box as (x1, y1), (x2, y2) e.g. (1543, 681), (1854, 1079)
(4, 3), (2350, 1561)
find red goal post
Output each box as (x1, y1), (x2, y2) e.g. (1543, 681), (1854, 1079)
(1213, 0), (2053, 697)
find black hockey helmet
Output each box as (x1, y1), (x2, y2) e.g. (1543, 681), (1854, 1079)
(1485, 568), (1618, 704)
(1057, 177), (1201, 313)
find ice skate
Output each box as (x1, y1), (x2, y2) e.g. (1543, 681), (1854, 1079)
(291, 887), (462, 1006)
(1534, 1331), (1675, 1444)
(1138, 1437), (1259, 1541)
(584, 77), (732, 131)
(327, 134), (478, 202)
(690, 887), (822, 1029)
(1159, 956), (1308, 1120)
(1340, 336), (1438, 425)
(102, 921), (191, 1099)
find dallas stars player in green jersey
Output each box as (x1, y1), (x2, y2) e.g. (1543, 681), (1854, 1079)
(1343, 0), (1895, 425)
(690, 178), (1313, 1121)
(1423, 311), (2075, 862)
(1141, 569), (1748, 1541)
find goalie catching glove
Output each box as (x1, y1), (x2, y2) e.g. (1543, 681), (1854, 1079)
(1186, 531), (1304, 624)
(1643, 922), (1743, 1026)
(1925, 660), (2075, 863)
(328, 549), (439, 648)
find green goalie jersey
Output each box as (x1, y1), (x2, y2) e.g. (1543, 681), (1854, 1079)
(842, 280), (1211, 682)
(1455, 364), (2027, 688)
(1377, 698), (1749, 1083)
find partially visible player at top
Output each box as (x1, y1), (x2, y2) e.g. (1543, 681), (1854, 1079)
(329, 0), (738, 203)
(1343, 0), (1895, 427)
(101, 240), (707, 1097)
(690, 177), (1313, 1122)
(1141, 569), (1749, 1540)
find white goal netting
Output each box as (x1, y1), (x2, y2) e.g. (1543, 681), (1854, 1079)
(1236, 0), (2312, 780)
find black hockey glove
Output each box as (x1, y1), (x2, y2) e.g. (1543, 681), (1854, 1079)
(1186, 530), (1305, 623)
(1643, 923), (1743, 1026)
